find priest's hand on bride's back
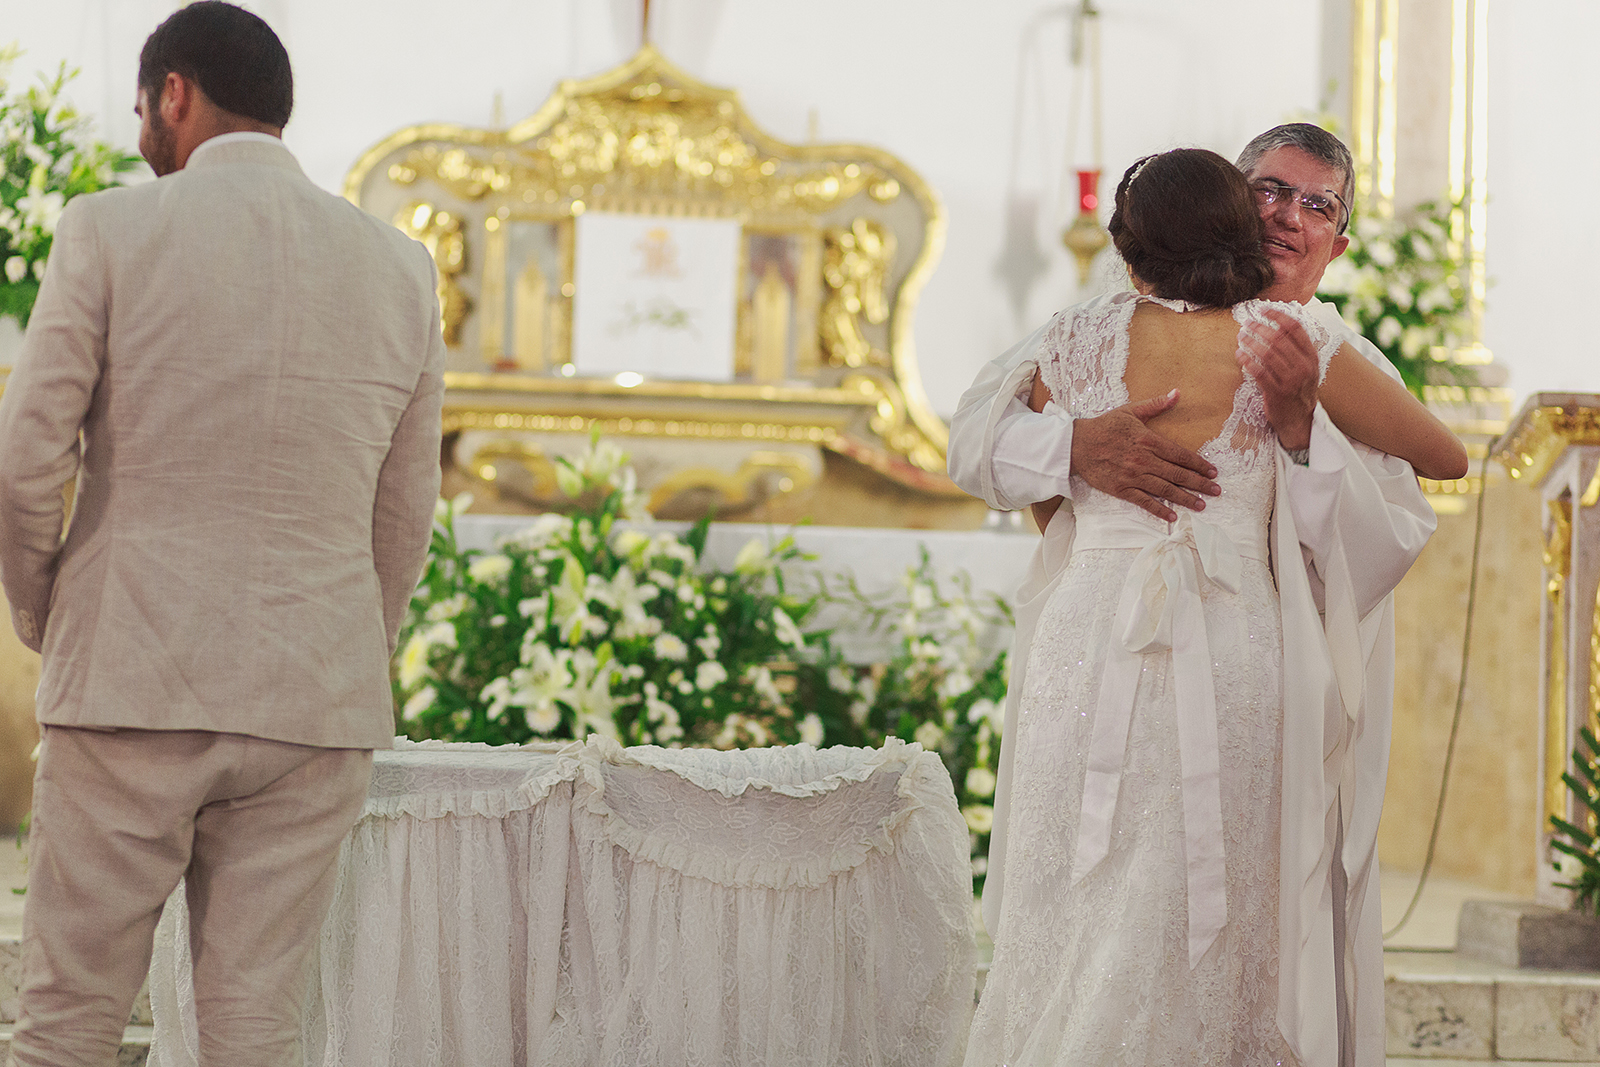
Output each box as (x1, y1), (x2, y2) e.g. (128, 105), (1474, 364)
(1027, 373), (1221, 524)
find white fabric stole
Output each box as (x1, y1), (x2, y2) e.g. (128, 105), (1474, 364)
(1066, 512), (1264, 968)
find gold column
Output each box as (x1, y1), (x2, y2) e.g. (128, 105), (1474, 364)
(1546, 497), (1573, 826)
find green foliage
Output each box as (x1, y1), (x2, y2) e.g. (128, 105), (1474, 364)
(1550, 726), (1600, 913)
(1314, 199), (1474, 397)
(1, 48), (144, 326)
(394, 435), (1013, 887)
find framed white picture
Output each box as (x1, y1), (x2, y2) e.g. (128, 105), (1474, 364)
(571, 212), (742, 381)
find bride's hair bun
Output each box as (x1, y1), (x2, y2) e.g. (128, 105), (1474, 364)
(1108, 149), (1274, 307)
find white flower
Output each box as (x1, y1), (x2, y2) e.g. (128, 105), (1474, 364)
(506, 512), (571, 549)
(798, 713), (824, 746)
(434, 492), (473, 524)
(653, 633), (688, 661)
(614, 529), (650, 558)
(608, 567), (662, 640)
(1376, 316), (1402, 348)
(401, 685), (437, 721)
(827, 666), (854, 693)
(1367, 239), (1397, 268)
(1317, 254), (1357, 295)
(1400, 326), (1430, 359)
(849, 699), (871, 726)
(30, 257), (45, 281)
(1385, 283), (1414, 312)
(908, 582), (935, 612)
(962, 804), (994, 834)
(695, 627), (721, 659)
(397, 633), (433, 689)
(733, 537), (770, 575)
(550, 555), (598, 645)
(467, 553), (512, 585)
(480, 676), (514, 720)
(555, 462), (585, 498)
(914, 721), (945, 750)
(938, 668), (974, 701)
(696, 660), (728, 690)
(423, 593), (470, 622)
(967, 698), (1001, 732)
(581, 439), (627, 484)
(772, 606), (805, 649)
(17, 187), (64, 236)
(423, 621), (457, 649)
(526, 702), (562, 734)
(4, 256), (25, 284)
(971, 856), (988, 876)
(644, 690), (683, 741)
(649, 534), (697, 566)
(965, 766), (997, 798)
(746, 665), (784, 709)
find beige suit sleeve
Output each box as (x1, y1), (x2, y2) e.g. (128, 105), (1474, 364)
(372, 263), (446, 656)
(0, 199), (107, 651)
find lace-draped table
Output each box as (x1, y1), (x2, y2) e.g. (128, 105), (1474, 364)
(146, 736), (975, 1067)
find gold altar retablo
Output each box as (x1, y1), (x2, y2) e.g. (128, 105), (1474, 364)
(346, 46), (980, 527)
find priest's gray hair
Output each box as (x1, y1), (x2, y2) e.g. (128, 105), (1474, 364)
(1235, 123), (1355, 234)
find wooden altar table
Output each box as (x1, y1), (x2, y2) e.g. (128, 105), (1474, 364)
(147, 737), (975, 1067)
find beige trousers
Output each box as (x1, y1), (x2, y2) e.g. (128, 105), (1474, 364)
(9, 725), (372, 1067)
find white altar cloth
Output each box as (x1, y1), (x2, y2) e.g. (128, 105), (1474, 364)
(148, 736), (975, 1067)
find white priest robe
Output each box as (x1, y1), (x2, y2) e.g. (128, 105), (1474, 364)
(949, 306), (1435, 1067)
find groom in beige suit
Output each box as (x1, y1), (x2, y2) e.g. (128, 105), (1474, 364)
(0, 4), (444, 1064)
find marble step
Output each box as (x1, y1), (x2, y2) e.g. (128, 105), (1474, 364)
(1386, 948), (1600, 1062)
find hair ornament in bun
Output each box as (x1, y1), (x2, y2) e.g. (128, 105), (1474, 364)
(1125, 155), (1157, 189)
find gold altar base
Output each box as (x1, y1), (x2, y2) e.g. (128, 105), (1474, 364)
(444, 440), (990, 530)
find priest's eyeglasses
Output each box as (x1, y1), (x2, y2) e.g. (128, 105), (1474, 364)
(1251, 180), (1349, 234)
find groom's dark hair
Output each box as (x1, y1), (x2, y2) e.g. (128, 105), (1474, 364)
(139, 2), (293, 128)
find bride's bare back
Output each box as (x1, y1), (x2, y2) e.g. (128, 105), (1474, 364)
(1123, 303), (1247, 452)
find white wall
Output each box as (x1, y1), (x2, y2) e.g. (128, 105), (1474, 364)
(1482, 1), (1600, 403)
(5, 0), (1339, 417)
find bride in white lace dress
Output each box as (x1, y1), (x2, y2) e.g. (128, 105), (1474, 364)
(964, 150), (1465, 1065)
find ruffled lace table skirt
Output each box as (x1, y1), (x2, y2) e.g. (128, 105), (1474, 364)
(146, 736), (976, 1067)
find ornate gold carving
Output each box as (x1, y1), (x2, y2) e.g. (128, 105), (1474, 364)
(394, 202), (471, 346)
(445, 409), (841, 445)
(346, 45), (951, 488)
(750, 264), (790, 381)
(1547, 495), (1574, 825)
(839, 372), (944, 474)
(1493, 403), (1600, 484)
(820, 219), (894, 369)
(460, 438), (814, 518)
(385, 114), (900, 218)
(646, 452), (817, 516)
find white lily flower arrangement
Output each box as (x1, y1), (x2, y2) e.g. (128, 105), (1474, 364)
(1314, 199), (1475, 395)
(1, 47), (142, 326)
(395, 434), (1014, 888)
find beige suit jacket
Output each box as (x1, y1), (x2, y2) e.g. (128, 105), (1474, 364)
(0, 138), (445, 749)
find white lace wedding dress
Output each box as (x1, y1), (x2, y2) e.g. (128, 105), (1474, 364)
(966, 291), (1336, 1067)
